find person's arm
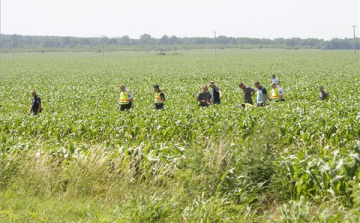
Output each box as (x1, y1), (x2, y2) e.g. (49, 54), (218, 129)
(263, 88), (268, 105)
(251, 88), (256, 96)
(128, 92), (134, 108)
(208, 93), (212, 105)
(160, 93), (165, 103)
(37, 101), (41, 114)
(28, 106), (33, 115)
(219, 90), (223, 99)
(263, 94), (267, 106)
(198, 95), (206, 104)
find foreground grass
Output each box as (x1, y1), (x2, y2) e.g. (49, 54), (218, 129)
(1, 141), (359, 222)
(1, 192), (359, 222)
(1, 193), (106, 222)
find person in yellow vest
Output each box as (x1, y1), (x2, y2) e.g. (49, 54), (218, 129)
(269, 82), (284, 102)
(116, 84), (133, 111)
(153, 84), (165, 110)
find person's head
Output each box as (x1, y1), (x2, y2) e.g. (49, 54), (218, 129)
(254, 82), (261, 89)
(319, 85), (324, 92)
(202, 85), (208, 92)
(272, 74), (276, 78)
(270, 82), (277, 89)
(209, 81), (215, 88)
(120, 84), (125, 92)
(153, 85), (160, 92)
(239, 83), (245, 90)
(31, 91), (37, 97)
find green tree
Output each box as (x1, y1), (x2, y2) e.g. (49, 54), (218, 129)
(159, 35), (169, 45)
(140, 34), (152, 44)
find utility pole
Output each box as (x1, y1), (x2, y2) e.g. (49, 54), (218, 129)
(352, 26), (356, 55)
(12, 35), (15, 60)
(213, 31), (217, 56)
(102, 35), (105, 58)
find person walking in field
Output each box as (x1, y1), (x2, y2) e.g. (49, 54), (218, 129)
(154, 85), (165, 110)
(270, 74), (280, 85)
(269, 82), (284, 102)
(254, 82), (268, 107)
(319, 86), (329, 100)
(116, 84), (133, 111)
(209, 81), (223, 105)
(29, 90), (42, 115)
(197, 85), (212, 107)
(239, 83), (255, 105)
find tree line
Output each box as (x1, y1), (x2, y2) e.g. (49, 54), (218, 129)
(0, 34), (359, 53)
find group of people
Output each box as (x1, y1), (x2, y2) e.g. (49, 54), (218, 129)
(28, 74), (330, 115)
(197, 75), (285, 108)
(116, 84), (165, 111)
(115, 74), (286, 111)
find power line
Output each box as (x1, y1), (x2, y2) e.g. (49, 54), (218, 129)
(213, 31), (217, 56)
(352, 26), (356, 55)
(102, 35), (105, 58)
(12, 35), (15, 60)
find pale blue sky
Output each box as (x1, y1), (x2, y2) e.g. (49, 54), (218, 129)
(1, 0), (359, 39)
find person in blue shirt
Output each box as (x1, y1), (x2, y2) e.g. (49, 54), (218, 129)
(209, 81), (223, 105)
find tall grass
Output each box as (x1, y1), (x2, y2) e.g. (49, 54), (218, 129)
(2, 140), (358, 221)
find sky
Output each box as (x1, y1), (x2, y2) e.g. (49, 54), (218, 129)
(1, 0), (359, 39)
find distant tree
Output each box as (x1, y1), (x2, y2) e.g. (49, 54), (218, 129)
(0, 33), (357, 51)
(26, 36), (33, 44)
(130, 39), (137, 45)
(274, 38), (285, 46)
(194, 37), (210, 44)
(108, 38), (118, 44)
(7, 34), (23, 48)
(217, 35), (231, 44)
(43, 40), (57, 48)
(229, 38), (237, 44)
(332, 38), (352, 49)
(169, 35), (179, 44)
(285, 39), (296, 47)
(62, 37), (71, 45)
(121, 35), (130, 45)
(79, 38), (90, 45)
(159, 35), (169, 45)
(140, 34), (152, 44)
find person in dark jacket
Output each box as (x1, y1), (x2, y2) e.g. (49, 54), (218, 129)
(209, 81), (223, 105)
(29, 91), (42, 115)
(319, 86), (329, 100)
(197, 85), (212, 107)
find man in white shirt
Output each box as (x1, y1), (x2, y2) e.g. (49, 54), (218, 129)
(270, 74), (280, 85)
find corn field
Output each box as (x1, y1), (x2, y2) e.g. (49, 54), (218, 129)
(0, 49), (359, 222)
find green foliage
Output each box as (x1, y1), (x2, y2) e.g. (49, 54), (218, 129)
(274, 144), (360, 202)
(0, 50), (359, 221)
